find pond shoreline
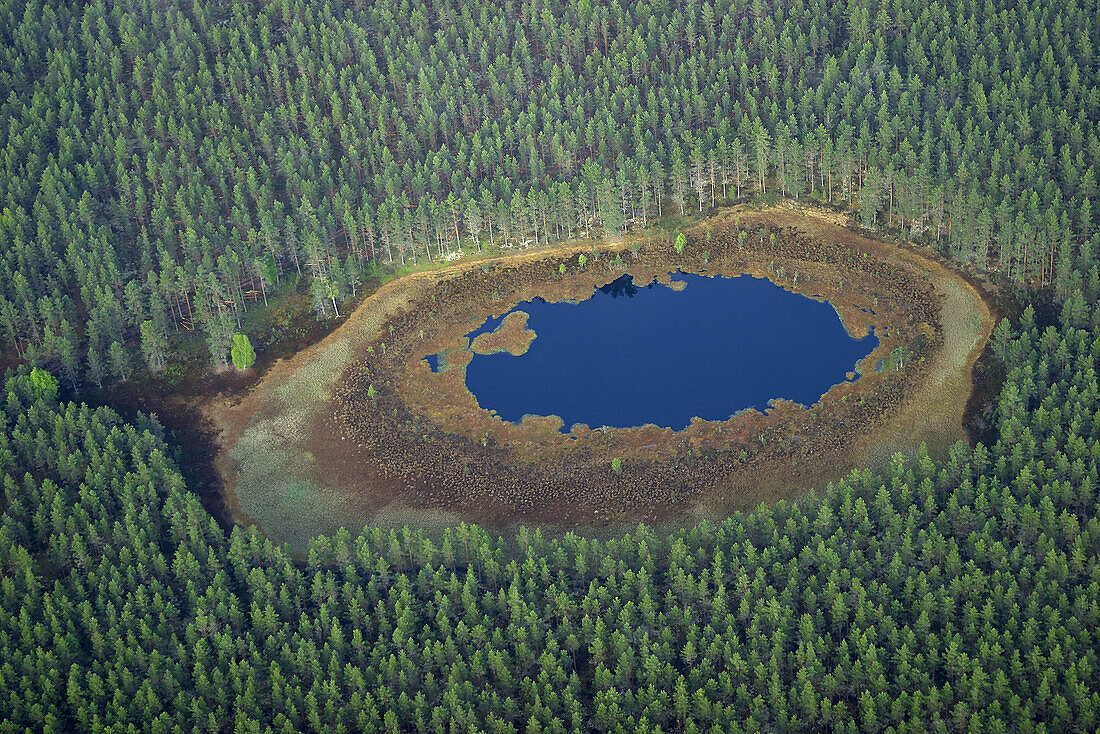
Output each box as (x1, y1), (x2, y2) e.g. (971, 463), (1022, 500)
(207, 204), (995, 547)
(444, 270), (880, 433)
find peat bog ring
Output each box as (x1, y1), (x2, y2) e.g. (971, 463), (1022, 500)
(210, 205), (994, 546)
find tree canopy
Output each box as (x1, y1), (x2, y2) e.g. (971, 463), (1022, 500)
(231, 333), (256, 370)
(1, 0), (1100, 729)
(0, 0), (1096, 383)
(2, 289), (1100, 730)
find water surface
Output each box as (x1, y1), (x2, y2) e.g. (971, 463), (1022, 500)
(437, 273), (878, 431)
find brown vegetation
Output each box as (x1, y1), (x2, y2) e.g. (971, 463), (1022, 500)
(469, 311), (538, 356)
(209, 205), (993, 544)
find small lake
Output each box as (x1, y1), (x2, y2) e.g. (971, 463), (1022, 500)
(433, 272), (878, 431)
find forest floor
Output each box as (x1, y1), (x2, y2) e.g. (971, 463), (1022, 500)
(205, 202), (995, 549)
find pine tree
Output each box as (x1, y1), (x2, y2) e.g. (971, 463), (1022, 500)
(108, 342), (131, 382)
(140, 321), (168, 372)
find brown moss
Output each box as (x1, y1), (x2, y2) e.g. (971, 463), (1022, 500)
(335, 211), (938, 515)
(443, 348), (472, 369)
(470, 311), (537, 356)
(209, 203), (994, 540)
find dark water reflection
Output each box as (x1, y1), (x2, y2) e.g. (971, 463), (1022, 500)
(434, 272), (878, 431)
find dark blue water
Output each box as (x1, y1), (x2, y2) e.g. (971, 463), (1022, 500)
(437, 273), (878, 431)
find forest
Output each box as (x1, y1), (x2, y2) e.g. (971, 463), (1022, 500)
(0, 0), (1097, 380)
(2, 304), (1100, 731)
(2, 0), (1100, 730)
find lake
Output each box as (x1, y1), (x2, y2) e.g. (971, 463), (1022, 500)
(434, 272), (878, 431)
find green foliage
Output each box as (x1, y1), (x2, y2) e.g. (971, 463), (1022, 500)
(139, 321), (167, 372)
(367, 383), (378, 398)
(3, 299), (1100, 731)
(0, 0), (1093, 388)
(257, 255), (279, 288)
(889, 346), (913, 371)
(1, 0), (1100, 729)
(674, 232), (687, 254)
(231, 334), (257, 370)
(578, 254), (588, 268)
(559, 262), (567, 276)
(107, 342), (131, 382)
(611, 457), (623, 474)
(27, 367), (58, 401)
